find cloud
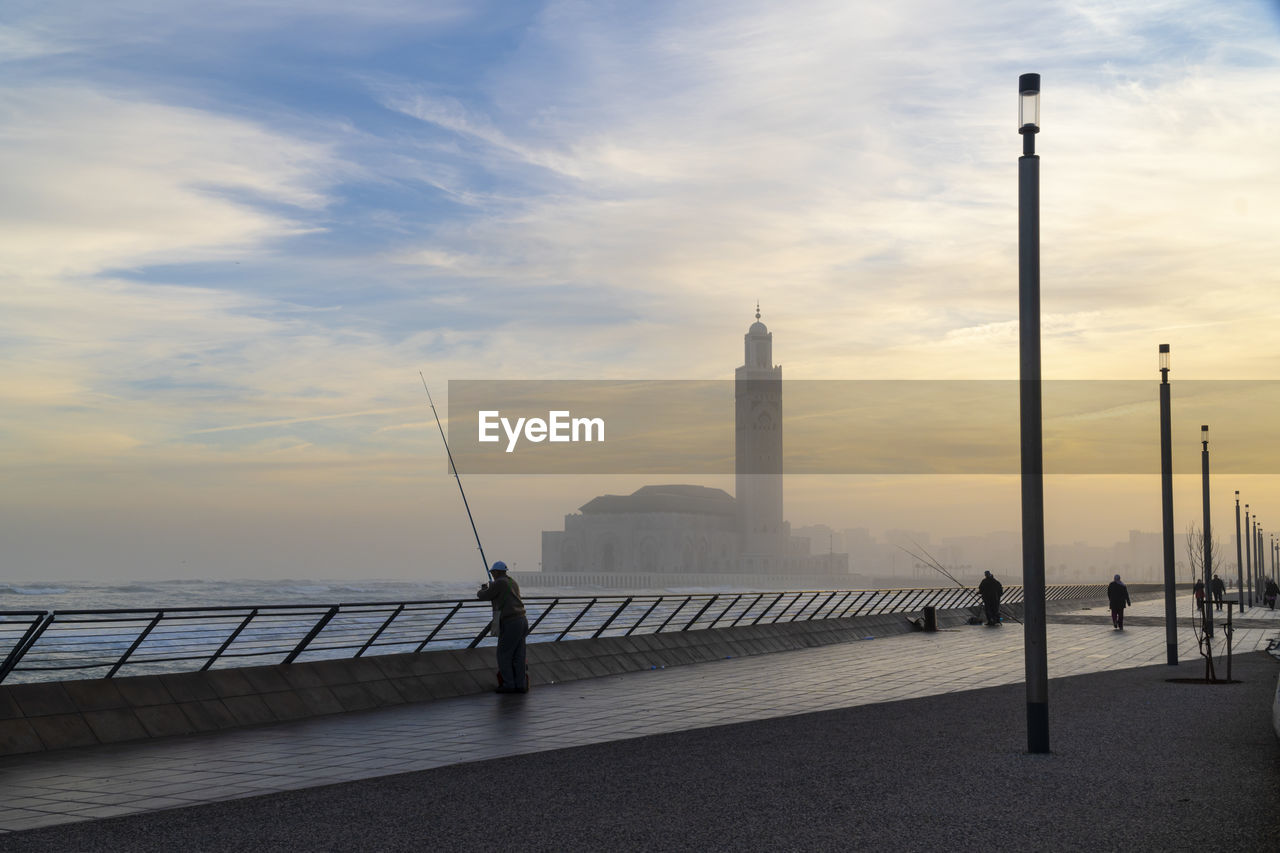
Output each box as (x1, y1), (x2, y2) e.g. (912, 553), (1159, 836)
(0, 87), (337, 278)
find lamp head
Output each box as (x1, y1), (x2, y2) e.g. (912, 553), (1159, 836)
(1019, 73), (1040, 134)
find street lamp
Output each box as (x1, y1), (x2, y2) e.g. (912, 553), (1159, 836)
(1200, 425), (1213, 639)
(1246, 504), (1253, 607)
(1018, 71), (1048, 754)
(1020, 74), (1040, 151)
(1235, 492), (1244, 612)
(1159, 345), (1177, 664)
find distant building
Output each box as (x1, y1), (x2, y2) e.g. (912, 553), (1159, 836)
(524, 310), (849, 590)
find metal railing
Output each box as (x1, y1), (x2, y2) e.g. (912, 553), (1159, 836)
(0, 584), (1115, 684)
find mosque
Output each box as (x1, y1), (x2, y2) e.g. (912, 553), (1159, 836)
(515, 310), (850, 590)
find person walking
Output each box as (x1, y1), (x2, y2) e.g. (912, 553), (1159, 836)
(1107, 573), (1132, 631)
(1210, 574), (1225, 611)
(1265, 577), (1279, 610)
(1193, 579), (1206, 620)
(977, 570), (1003, 626)
(477, 561), (528, 693)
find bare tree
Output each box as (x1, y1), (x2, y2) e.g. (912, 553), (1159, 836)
(1184, 523), (1224, 581)
(1184, 523), (1223, 680)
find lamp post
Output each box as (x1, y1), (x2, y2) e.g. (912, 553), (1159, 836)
(1159, 345), (1177, 664)
(1257, 521), (1264, 599)
(1235, 492), (1244, 612)
(1018, 72), (1048, 754)
(1200, 425), (1212, 639)
(1246, 504), (1253, 607)
(1259, 522), (1265, 597)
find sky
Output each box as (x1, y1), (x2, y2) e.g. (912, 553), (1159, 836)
(3, 1), (1280, 582)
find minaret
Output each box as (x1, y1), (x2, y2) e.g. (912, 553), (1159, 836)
(735, 304), (784, 571)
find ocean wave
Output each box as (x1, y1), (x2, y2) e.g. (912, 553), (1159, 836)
(0, 585), (68, 596)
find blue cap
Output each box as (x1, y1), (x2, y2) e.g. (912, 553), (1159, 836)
(491, 561), (508, 573)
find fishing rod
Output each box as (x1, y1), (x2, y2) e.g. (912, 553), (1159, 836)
(897, 539), (1022, 625)
(419, 372), (491, 582)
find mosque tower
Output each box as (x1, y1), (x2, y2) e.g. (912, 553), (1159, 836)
(735, 305), (785, 571)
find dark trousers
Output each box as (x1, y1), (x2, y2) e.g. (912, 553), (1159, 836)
(497, 615), (528, 689)
(982, 598), (1000, 624)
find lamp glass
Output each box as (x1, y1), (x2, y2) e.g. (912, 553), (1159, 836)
(1020, 91), (1039, 129)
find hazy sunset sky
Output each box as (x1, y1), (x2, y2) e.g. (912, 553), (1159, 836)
(3, 1), (1279, 581)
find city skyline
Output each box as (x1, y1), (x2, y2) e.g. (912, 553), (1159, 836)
(4, 2), (1280, 582)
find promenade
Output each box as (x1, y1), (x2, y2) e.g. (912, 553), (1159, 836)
(2, 594), (1278, 851)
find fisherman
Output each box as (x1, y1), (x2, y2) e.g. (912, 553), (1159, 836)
(977, 570), (1003, 626)
(477, 561), (528, 693)
(1107, 573), (1132, 631)
(1210, 574), (1226, 611)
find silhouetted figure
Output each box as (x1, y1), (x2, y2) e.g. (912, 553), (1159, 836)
(1193, 579), (1206, 619)
(477, 561), (528, 693)
(1211, 574), (1225, 611)
(1265, 578), (1279, 610)
(977, 571), (1003, 626)
(1107, 574), (1132, 630)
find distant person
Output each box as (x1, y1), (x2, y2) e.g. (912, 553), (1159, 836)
(1211, 574), (1225, 611)
(1265, 578), (1279, 610)
(977, 571), (1003, 626)
(477, 561), (528, 693)
(1193, 579), (1206, 619)
(1107, 573), (1132, 631)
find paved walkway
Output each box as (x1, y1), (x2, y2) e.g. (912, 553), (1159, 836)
(1, 595), (1277, 839)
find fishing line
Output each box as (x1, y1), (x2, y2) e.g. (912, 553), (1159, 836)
(419, 372), (491, 582)
(897, 540), (1022, 625)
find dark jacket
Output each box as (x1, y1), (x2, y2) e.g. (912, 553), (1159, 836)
(1210, 577), (1225, 597)
(477, 575), (526, 620)
(1107, 581), (1131, 611)
(978, 575), (1003, 602)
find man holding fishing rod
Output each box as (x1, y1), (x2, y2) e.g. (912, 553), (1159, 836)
(477, 561), (529, 693)
(977, 570), (1004, 627)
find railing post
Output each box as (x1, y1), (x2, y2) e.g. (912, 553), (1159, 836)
(282, 606), (338, 665)
(807, 591), (839, 620)
(626, 597), (664, 636)
(107, 611), (165, 678)
(468, 621), (493, 649)
(731, 594), (765, 627)
(682, 596), (719, 631)
(557, 598), (597, 642)
(592, 598), (633, 639)
(752, 592), (786, 625)
(839, 591), (866, 617)
(416, 602), (464, 653)
(772, 593), (801, 623)
(709, 594), (743, 629)
(657, 597), (692, 633)
(789, 592), (820, 622)
(526, 598), (560, 636)
(0, 613), (53, 684)
(202, 609), (258, 671)
(356, 604), (404, 658)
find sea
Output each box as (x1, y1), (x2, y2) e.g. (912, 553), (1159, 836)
(0, 577), (784, 613)
(0, 578), (493, 613)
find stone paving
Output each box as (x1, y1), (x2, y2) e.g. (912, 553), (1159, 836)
(1, 594), (1277, 834)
